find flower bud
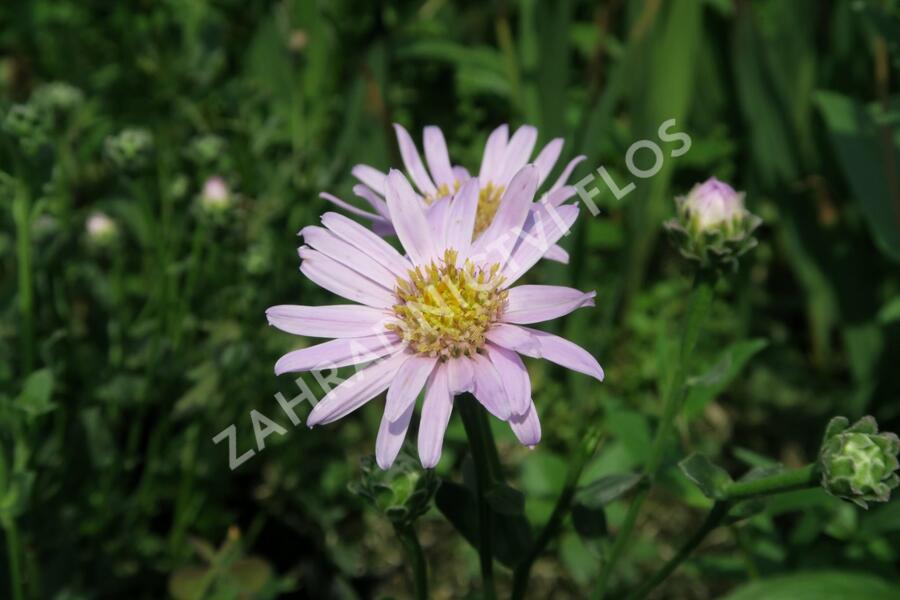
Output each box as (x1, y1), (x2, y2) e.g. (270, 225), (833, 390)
(664, 177), (762, 271)
(85, 212), (119, 247)
(186, 134), (227, 167)
(349, 453), (439, 528)
(104, 128), (154, 173)
(2, 103), (50, 156)
(32, 82), (84, 119)
(199, 176), (232, 215)
(818, 416), (900, 508)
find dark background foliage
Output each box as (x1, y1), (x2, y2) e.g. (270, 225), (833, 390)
(1, 0), (899, 598)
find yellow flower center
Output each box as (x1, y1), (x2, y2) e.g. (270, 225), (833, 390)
(422, 180), (505, 239)
(388, 249), (507, 359)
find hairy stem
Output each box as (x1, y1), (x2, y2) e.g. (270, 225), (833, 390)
(594, 271), (714, 599)
(396, 525), (429, 600)
(628, 464), (821, 599)
(511, 429), (602, 600)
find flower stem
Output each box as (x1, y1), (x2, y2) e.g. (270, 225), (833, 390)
(511, 428), (602, 600)
(458, 394), (498, 600)
(722, 464), (819, 501)
(627, 464), (820, 599)
(2, 518), (24, 600)
(12, 182), (34, 375)
(396, 525), (428, 600)
(594, 271), (714, 599)
(626, 502), (730, 600)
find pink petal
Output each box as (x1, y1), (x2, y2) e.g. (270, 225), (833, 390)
(307, 351), (408, 426)
(485, 323), (540, 354)
(453, 165), (471, 182)
(470, 353), (511, 420)
(446, 356), (475, 394)
(266, 304), (389, 338)
(501, 203), (580, 286)
(473, 165), (540, 267)
(301, 225), (396, 284)
(543, 185), (577, 207)
(394, 123), (437, 196)
(518, 326), (604, 381)
(375, 396), (415, 469)
(509, 401), (542, 447)
(445, 179), (479, 256)
(385, 170), (437, 265)
(423, 126), (456, 187)
(544, 244), (569, 263)
(504, 285), (596, 324)
(498, 125), (538, 184)
(478, 124), (509, 183)
(418, 364), (453, 468)
(352, 164), (388, 194)
(549, 155), (587, 192)
(299, 247), (395, 308)
(275, 334), (401, 375)
(320, 211), (412, 279)
(427, 195), (452, 250)
(533, 138), (563, 186)
(352, 184), (391, 219)
(320, 192), (385, 222)
(485, 343), (531, 415)
(384, 354), (437, 421)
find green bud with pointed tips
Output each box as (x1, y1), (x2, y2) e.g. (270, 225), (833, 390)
(349, 452), (439, 528)
(664, 177), (762, 272)
(818, 416), (900, 508)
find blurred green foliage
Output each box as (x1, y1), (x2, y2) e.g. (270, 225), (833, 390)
(1, 0), (900, 598)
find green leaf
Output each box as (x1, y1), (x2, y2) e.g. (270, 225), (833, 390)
(606, 410), (652, 465)
(684, 339), (768, 419)
(16, 368), (55, 418)
(815, 91), (900, 262)
(576, 473), (644, 509)
(571, 502), (607, 543)
(679, 454), (733, 500)
(485, 483), (525, 516)
(435, 480), (532, 568)
(721, 571), (900, 600)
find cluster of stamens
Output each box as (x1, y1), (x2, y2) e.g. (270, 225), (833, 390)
(422, 180), (506, 239)
(388, 249), (507, 359)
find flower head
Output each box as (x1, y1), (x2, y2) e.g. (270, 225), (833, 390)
(818, 416), (900, 508)
(86, 212), (119, 247)
(349, 453), (439, 527)
(322, 124), (586, 263)
(199, 176), (232, 214)
(665, 177), (761, 271)
(104, 128), (154, 173)
(267, 168), (602, 469)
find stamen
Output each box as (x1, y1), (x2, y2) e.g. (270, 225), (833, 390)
(388, 249), (506, 359)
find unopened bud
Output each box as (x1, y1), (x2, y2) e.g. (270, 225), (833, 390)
(86, 212), (119, 247)
(818, 416), (900, 508)
(665, 178), (761, 271)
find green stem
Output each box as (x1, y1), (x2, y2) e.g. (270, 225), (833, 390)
(722, 464), (819, 502)
(628, 464), (820, 600)
(594, 271), (714, 599)
(396, 525), (429, 600)
(2, 519), (24, 600)
(511, 429), (602, 600)
(626, 502), (730, 600)
(458, 394), (498, 600)
(12, 183), (34, 375)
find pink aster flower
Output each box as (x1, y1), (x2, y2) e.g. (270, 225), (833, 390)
(267, 167), (603, 469)
(321, 123), (586, 263)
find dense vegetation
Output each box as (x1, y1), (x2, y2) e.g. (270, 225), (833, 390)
(2, 1), (900, 598)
